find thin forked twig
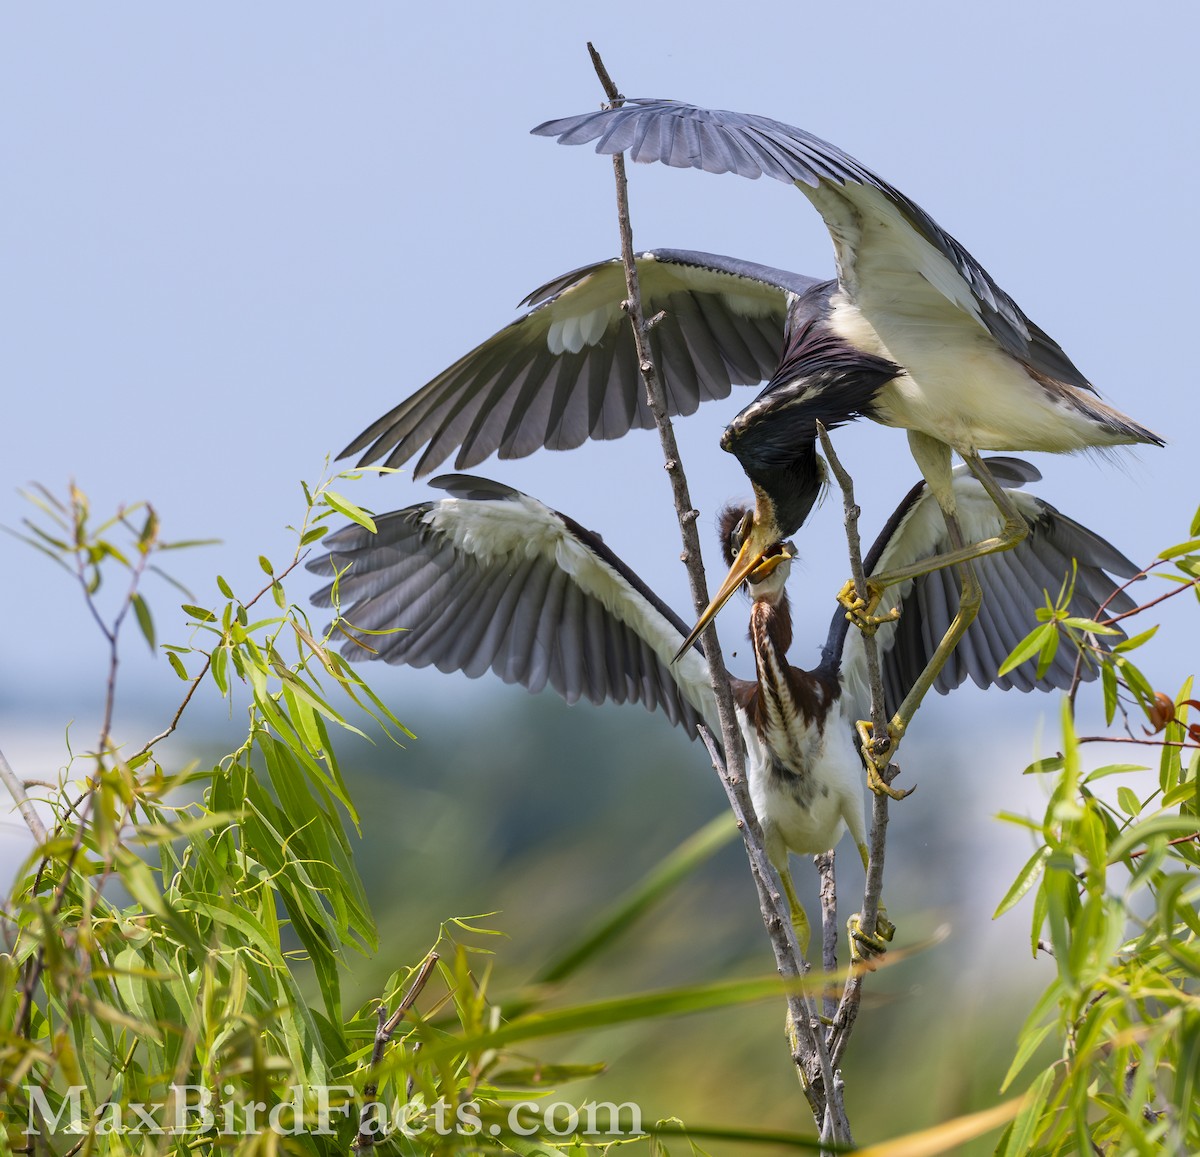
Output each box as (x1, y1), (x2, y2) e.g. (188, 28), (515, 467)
(355, 952), (440, 1150)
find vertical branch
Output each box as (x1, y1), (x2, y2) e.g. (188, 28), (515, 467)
(0, 748), (47, 845)
(815, 851), (838, 1021)
(816, 424), (897, 1067)
(587, 45), (847, 1144)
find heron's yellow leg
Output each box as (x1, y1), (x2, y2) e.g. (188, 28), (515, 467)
(863, 445), (1030, 593)
(781, 866), (813, 1079)
(778, 868), (810, 957)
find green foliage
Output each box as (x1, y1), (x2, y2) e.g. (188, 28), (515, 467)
(0, 479), (828, 1156)
(993, 508), (1200, 1155)
(1, 475), (402, 1151)
(6, 478), (1200, 1155)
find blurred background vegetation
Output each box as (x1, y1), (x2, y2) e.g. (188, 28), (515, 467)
(168, 678), (1070, 1152)
(2, 488), (1192, 1153)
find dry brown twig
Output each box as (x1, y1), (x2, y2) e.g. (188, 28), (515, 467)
(0, 747), (47, 845)
(355, 952), (440, 1150)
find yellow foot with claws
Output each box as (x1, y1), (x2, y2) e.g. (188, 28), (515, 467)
(837, 579), (900, 636)
(854, 721), (915, 800)
(848, 907), (896, 967)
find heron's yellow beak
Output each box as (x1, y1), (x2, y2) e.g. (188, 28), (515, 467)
(672, 532), (772, 662)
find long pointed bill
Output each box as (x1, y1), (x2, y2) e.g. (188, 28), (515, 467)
(672, 534), (767, 663)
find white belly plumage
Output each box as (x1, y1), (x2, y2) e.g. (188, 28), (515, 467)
(743, 707), (867, 870)
(827, 293), (1127, 454)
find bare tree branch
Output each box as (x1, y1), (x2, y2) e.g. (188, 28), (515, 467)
(587, 45), (848, 1146)
(815, 851), (838, 1022)
(355, 952), (440, 1150)
(0, 747), (47, 845)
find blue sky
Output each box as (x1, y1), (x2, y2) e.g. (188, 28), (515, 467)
(2, 3), (1195, 756)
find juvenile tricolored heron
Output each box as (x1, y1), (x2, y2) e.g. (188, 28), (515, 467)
(308, 459), (1136, 955)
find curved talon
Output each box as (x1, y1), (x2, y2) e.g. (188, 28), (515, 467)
(848, 905), (895, 966)
(837, 578), (900, 636)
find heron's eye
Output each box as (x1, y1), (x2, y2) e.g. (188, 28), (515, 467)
(730, 511), (753, 555)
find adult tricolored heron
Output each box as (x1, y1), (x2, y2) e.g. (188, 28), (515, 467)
(530, 101), (1161, 568)
(529, 98), (1161, 765)
(339, 248), (837, 479)
(308, 458), (1136, 955)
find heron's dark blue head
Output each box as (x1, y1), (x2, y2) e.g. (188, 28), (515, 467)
(722, 312), (899, 536)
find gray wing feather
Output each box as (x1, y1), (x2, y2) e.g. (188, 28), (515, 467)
(307, 476), (717, 733)
(533, 100), (1095, 392)
(342, 249), (826, 477)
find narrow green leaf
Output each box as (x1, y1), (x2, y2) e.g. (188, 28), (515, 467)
(1021, 756), (1065, 776)
(217, 574), (234, 598)
(994, 812), (1043, 832)
(1116, 786), (1141, 817)
(323, 490), (378, 533)
(1118, 657), (1157, 710)
(1043, 854), (1077, 986)
(1083, 763), (1149, 783)
(1163, 778), (1200, 808)
(210, 644), (229, 694)
(1101, 662), (1119, 725)
(1001, 1068), (1056, 1157)
(428, 975), (796, 1059)
(80, 996), (161, 1041)
(1113, 625), (1159, 653)
(1109, 815), (1200, 861)
(137, 507), (159, 552)
(489, 1062), (609, 1088)
(1060, 616), (1120, 635)
(22, 522), (71, 551)
(259, 554), (274, 575)
(994, 846), (1051, 919)
(130, 592), (156, 651)
(166, 652), (189, 680)
(999, 1021), (1054, 1094)
(181, 603), (216, 623)
(999, 624), (1054, 677)
(1158, 538), (1200, 560)
(1035, 626), (1059, 680)
(533, 814), (738, 991)
(156, 537), (221, 550)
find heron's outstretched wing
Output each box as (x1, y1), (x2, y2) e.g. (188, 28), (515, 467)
(308, 474), (718, 734)
(342, 249), (828, 477)
(533, 100), (1094, 394)
(829, 458), (1139, 719)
